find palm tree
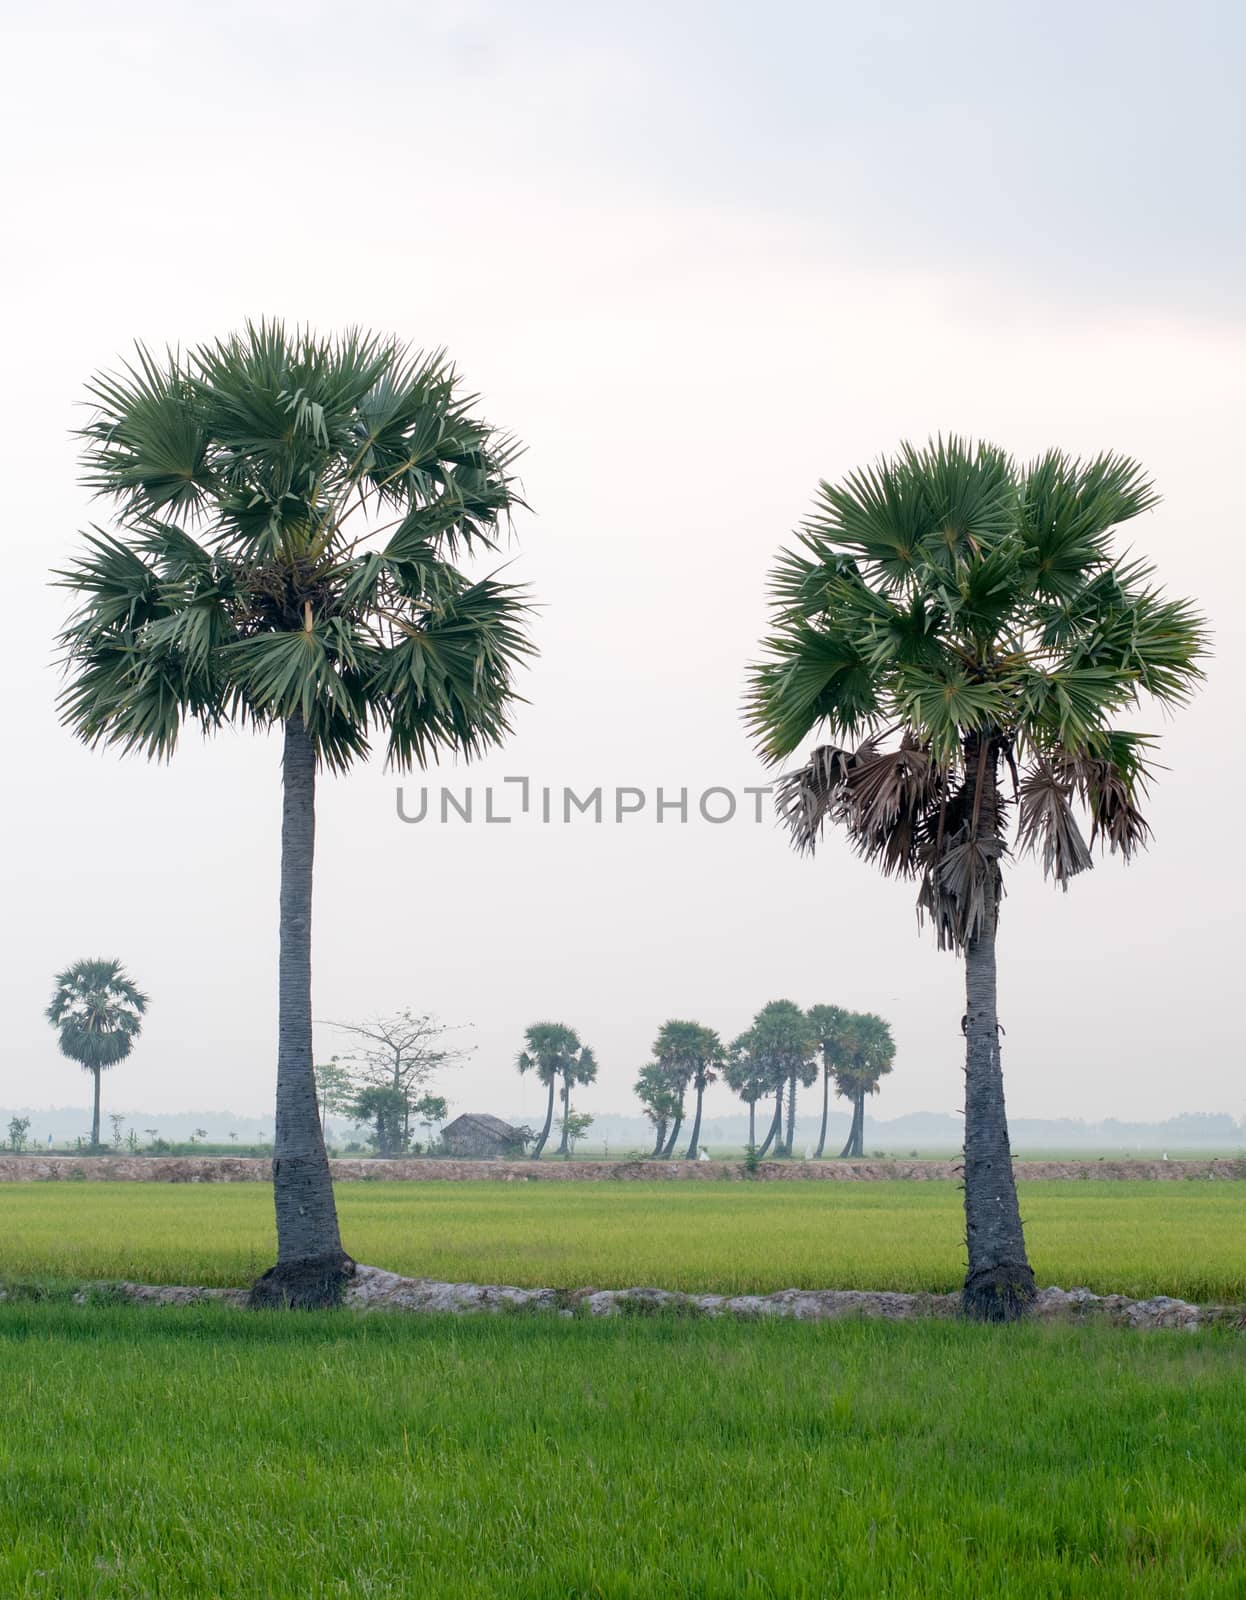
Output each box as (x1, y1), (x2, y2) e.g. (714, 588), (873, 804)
(556, 1042), (598, 1157)
(46, 959), (148, 1150)
(56, 325), (533, 1307)
(650, 1022), (691, 1158)
(806, 1003), (851, 1158)
(740, 1001), (816, 1159)
(682, 1028), (724, 1160)
(722, 1033), (769, 1150)
(747, 438), (1206, 1319)
(634, 1062), (683, 1156)
(833, 1011), (895, 1158)
(651, 1021), (723, 1159)
(518, 1023), (584, 1159)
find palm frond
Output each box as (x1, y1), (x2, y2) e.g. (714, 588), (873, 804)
(1016, 762), (1094, 888)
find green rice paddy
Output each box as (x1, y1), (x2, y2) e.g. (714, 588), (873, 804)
(2, 1178), (1242, 1301)
(2, 1303), (1244, 1597)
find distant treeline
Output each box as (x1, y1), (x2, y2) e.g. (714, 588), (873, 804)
(5, 1106), (1241, 1152)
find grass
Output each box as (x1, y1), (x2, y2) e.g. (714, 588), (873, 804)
(1, 1302), (1244, 1598)
(2, 1179), (1243, 1301)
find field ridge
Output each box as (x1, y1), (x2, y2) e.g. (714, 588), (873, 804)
(3, 1154), (1243, 1182)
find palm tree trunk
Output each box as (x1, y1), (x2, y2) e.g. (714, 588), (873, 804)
(837, 1095), (860, 1159)
(755, 1088), (784, 1158)
(661, 1101), (684, 1158)
(90, 1067), (102, 1150)
(251, 714), (352, 1308)
(961, 887), (1035, 1321)
(849, 1090), (863, 1157)
(557, 1076), (571, 1157)
(783, 1070), (797, 1156)
(651, 1118), (667, 1157)
(681, 1081), (700, 1158)
(814, 1066), (830, 1158)
(748, 1100), (756, 1149)
(531, 1076), (556, 1158)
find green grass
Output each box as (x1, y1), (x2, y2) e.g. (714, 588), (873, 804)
(2, 1180), (1243, 1301)
(1, 1303), (1244, 1598)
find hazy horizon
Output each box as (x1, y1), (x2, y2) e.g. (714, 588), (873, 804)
(3, 0), (1244, 1130)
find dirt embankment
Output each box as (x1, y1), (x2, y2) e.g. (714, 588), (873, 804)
(1, 1155), (1242, 1183)
(71, 1268), (1232, 1330)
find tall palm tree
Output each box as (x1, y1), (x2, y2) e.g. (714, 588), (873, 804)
(634, 1062), (682, 1156)
(806, 1003), (851, 1158)
(722, 1033), (769, 1150)
(739, 1001), (816, 1159)
(747, 437), (1206, 1319)
(518, 1023), (584, 1159)
(651, 1021), (722, 1160)
(556, 1042), (598, 1157)
(56, 325), (533, 1307)
(682, 1028), (724, 1160)
(46, 959), (148, 1149)
(833, 1011), (895, 1158)
(650, 1021), (692, 1158)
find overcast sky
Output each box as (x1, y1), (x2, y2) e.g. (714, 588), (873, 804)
(2, 0), (1243, 1129)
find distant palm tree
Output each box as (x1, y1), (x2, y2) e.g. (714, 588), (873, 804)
(747, 437), (1207, 1318)
(634, 1062), (683, 1156)
(833, 1012), (895, 1158)
(56, 325), (532, 1306)
(806, 1003), (851, 1158)
(46, 959), (148, 1150)
(722, 1033), (769, 1150)
(738, 1001), (816, 1159)
(650, 1021), (723, 1159)
(518, 1024), (589, 1159)
(556, 1043), (598, 1158)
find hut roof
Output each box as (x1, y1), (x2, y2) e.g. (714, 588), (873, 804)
(443, 1113), (522, 1140)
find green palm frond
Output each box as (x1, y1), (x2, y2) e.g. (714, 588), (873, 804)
(58, 325), (535, 774)
(47, 958), (149, 1073)
(749, 436), (1208, 951)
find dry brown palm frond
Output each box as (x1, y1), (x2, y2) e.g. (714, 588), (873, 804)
(839, 733), (944, 879)
(1016, 761), (1094, 889)
(775, 742), (861, 853)
(1056, 751), (1153, 861)
(917, 833), (1006, 951)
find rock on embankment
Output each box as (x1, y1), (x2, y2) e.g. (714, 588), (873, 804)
(66, 1266), (1228, 1331)
(1, 1156), (1243, 1183)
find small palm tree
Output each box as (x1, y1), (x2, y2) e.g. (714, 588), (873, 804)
(747, 437), (1207, 1318)
(806, 1003), (851, 1158)
(634, 1062), (684, 1156)
(46, 959), (148, 1150)
(737, 1001), (816, 1159)
(833, 1011), (895, 1158)
(556, 1043), (598, 1158)
(56, 325), (533, 1306)
(722, 1034), (770, 1150)
(651, 1021), (723, 1159)
(517, 1023), (585, 1159)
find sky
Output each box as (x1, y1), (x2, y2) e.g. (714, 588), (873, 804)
(2, 0), (1243, 1130)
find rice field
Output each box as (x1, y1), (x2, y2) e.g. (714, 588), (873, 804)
(1, 1302), (1244, 1598)
(2, 1178), (1243, 1301)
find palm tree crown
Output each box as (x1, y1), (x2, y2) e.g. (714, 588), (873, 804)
(47, 958), (148, 1068)
(57, 322), (532, 770)
(747, 438), (1206, 942)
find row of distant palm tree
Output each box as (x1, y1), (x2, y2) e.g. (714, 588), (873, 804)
(631, 1007), (894, 1160)
(53, 323), (1208, 1316)
(730, 1003), (894, 1159)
